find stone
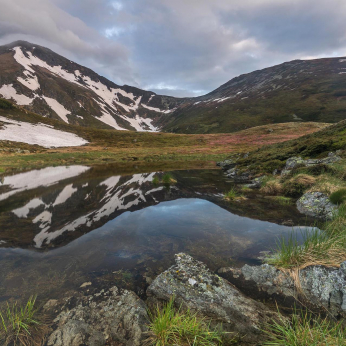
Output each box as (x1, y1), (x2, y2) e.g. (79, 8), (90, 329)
(147, 253), (278, 343)
(47, 286), (148, 346)
(297, 191), (337, 219)
(219, 262), (346, 317)
(216, 159), (237, 171)
(245, 175), (266, 189)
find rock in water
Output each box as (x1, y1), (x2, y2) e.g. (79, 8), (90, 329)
(147, 253), (277, 343)
(297, 191), (337, 219)
(47, 286), (148, 346)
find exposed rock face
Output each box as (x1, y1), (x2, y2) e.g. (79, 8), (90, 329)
(297, 191), (337, 219)
(47, 286), (148, 346)
(147, 253), (277, 343)
(219, 262), (346, 317)
(281, 152), (341, 176)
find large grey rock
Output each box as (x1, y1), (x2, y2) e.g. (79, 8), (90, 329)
(281, 152), (341, 176)
(147, 253), (277, 343)
(219, 262), (346, 317)
(47, 286), (148, 346)
(297, 191), (337, 219)
(216, 159), (236, 170)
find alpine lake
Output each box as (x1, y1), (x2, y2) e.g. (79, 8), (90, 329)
(0, 164), (316, 302)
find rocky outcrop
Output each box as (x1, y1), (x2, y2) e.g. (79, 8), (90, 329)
(281, 152), (341, 176)
(147, 253), (277, 343)
(219, 262), (346, 317)
(216, 159), (237, 170)
(297, 191), (337, 219)
(47, 286), (148, 346)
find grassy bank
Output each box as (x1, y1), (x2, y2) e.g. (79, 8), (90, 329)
(0, 106), (328, 175)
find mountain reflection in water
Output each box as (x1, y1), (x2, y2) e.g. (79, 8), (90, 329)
(0, 166), (316, 302)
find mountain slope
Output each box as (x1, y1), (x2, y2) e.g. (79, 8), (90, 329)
(161, 57), (346, 133)
(0, 41), (184, 132)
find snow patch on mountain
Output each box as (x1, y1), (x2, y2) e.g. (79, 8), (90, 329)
(0, 84), (35, 105)
(0, 116), (88, 148)
(42, 96), (71, 123)
(141, 103), (173, 113)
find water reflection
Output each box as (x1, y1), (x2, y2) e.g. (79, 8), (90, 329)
(0, 166), (315, 302)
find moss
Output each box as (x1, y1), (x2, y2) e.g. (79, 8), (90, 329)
(330, 188), (346, 205)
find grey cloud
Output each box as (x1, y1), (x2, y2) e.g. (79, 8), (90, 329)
(1, 0), (346, 96)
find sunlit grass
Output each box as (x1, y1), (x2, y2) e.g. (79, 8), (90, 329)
(145, 298), (225, 346)
(0, 296), (48, 346)
(265, 309), (346, 346)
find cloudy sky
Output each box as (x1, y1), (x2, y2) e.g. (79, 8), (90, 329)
(1, 0), (346, 97)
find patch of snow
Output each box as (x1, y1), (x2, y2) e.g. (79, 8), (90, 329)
(17, 72), (40, 91)
(339, 59), (346, 62)
(141, 103), (172, 113)
(42, 96), (70, 123)
(145, 186), (164, 195)
(120, 114), (158, 132)
(53, 184), (77, 206)
(0, 84), (35, 105)
(0, 116), (88, 148)
(33, 210), (52, 228)
(0, 166), (89, 202)
(148, 94), (155, 103)
(12, 198), (44, 218)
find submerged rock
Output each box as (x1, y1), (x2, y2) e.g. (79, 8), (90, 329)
(219, 262), (346, 317)
(47, 286), (148, 346)
(147, 253), (277, 343)
(297, 191), (337, 219)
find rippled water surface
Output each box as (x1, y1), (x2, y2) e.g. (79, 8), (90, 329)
(0, 166), (314, 301)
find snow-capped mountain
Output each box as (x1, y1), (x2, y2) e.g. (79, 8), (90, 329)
(0, 41), (184, 132)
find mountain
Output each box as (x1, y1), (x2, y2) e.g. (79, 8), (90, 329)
(0, 41), (184, 132)
(161, 57), (346, 133)
(1, 41), (346, 134)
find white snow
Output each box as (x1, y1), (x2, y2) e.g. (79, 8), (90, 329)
(0, 116), (88, 148)
(148, 94), (155, 103)
(42, 96), (70, 123)
(12, 198), (44, 218)
(0, 165), (90, 202)
(53, 184), (77, 206)
(0, 84), (35, 105)
(10, 46), (168, 132)
(339, 59), (346, 62)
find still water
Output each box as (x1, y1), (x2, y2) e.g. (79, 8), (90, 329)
(0, 165), (314, 301)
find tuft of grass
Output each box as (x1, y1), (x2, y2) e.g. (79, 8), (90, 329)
(261, 179), (283, 195)
(266, 205), (346, 269)
(152, 176), (160, 185)
(265, 309), (346, 345)
(274, 196), (293, 205)
(162, 173), (177, 185)
(0, 296), (48, 346)
(283, 174), (316, 197)
(145, 298), (225, 346)
(330, 188), (346, 205)
(224, 187), (240, 200)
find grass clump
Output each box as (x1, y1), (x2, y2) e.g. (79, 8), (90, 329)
(0, 98), (14, 110)
(146, 298), (224, 346)
(330, 188), (346, 205)
(266, 205), (346, 269)
(261, 178), (283, 195)
(152, 176), (160, 185)
(283, 174), (316, 197)
(224, 187), (242, 201)
(162, 173), (177, 185)
(0, 296), (47, 346)
(265, 309), (346, 345)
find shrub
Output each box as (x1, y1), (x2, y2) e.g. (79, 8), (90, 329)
(162, 173), (176, 185)
(283, 174), (316, 197)
(0, 296), (48, 346)
(146, 298), (224, 346)
(330, 188), (346, 205)
(152, 176), (160, 185)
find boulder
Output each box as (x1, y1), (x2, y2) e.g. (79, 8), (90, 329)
(147, 253), (277, 343)
(47, 286), (148, 346)
(297, 191), (337, 219)
(216, 159), (237, 171)
(219, 262), (346, 317)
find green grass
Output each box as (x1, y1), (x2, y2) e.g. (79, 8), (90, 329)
(330, 188), (346, 205)
(266, 205), (346, 268)
(265, 309), (346, 345)
(224, 187), (240, 200)
(162, 173), (176, 185)
(152, 176), (160, 185)
(146, 298), (224, 346)
(274, 196), (293, 205)
(0, 296), (47, 346)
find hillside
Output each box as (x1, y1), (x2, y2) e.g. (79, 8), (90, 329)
(161, 57), (346, 133)
(0, 41), (183, 132)
(1, 41), (346, 135)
